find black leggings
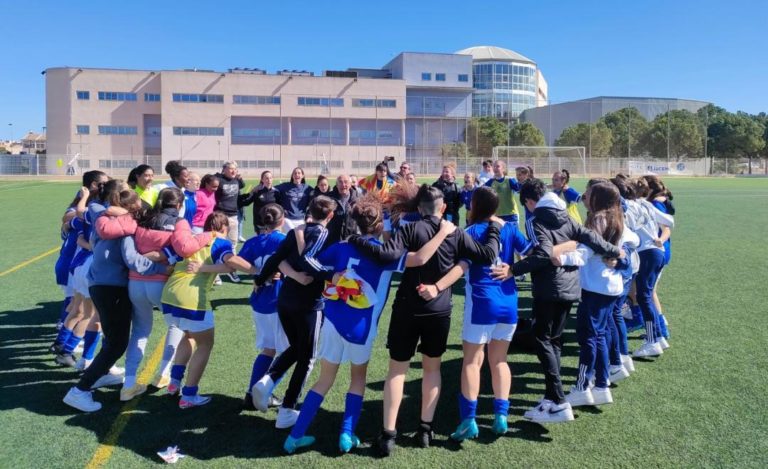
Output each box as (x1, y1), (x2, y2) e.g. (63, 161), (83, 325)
(267, 305), (322, 409)
(532, 298), (574, 404)
(77, 285), (132, 391)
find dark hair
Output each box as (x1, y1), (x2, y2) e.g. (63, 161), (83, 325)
(468, 186), (499, 224)
(416, 184), (444, 214)
(201, 174), (217, 190)
(259, 203), (284, 230)
(99, 179), (125, 204)
(308, 195), (337, 221)
(291, 167), (306, 185)
(107, 189), (140, 216)
(82, 170), (107, 188)
(260, 170), (272, 182)
(614, 172), (629, 180)
(483, 159), (493, 166)
(527, 166), (534, 178)
(611, 177), (636, 200)
(351, 194), (384, 236)
(554, 169), (570, 184)
(127, 164), (154, 188)
(515, 166), (530, 176)
(164, 160), (188, 186)
(375, 163), (388, 173)
(586, 177), (609, 189)
(632, 177), (650, 198)
(316, 175), (329, 190)
(138, 187), (184, 228)
(642, 175), (673, 201)
(585, 183), (624, 246)
(519, 178), (547, 205)
(204, 211), (229, 232)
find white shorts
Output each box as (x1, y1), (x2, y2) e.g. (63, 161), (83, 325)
(319, 320), (375, 365)
(462, 316), (517, 345)
(73, 257), (93, 299)
(60, 273), (75, 298)
(283, 218), (306, 232)
(170, 310), (215, 333)
(252, 311), (289, 353)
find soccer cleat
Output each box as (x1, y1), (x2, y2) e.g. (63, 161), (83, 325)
(591, 387), (613, 405)
(377, 431), (396, 457)
(227, 272), (241, 283)
(275, 407), (300, 429)
(179, 394), (212, 409)
(251, 376), (275, 412)
(492, 413), (508, 435)
(339, 433), (361, 453)
(269, 394), (283, 408)
(621, 354), (635, 373)
(416, 425), (434, 448)
(609, 365), (631, 383)
(63, 387), (102, 412)
(166, 382), (180, 396)
(450, 418), (479, 441)
(152, 374), (171, 389)
(120, 384), (147, 402)
(565, 387), (595, 407)
(529, 401), (575, 424)
(55, 352), (77, 367)
(49, 341), (63, 354)
(283, 435), (315, 454)
(91, 372), (124, 389)
(659, 337), (670, 350)
(633, 341), (663, 358)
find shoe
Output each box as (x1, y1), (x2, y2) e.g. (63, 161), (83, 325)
(633, 341), (663, 358)
(609, 365), (630, 383)
(621, 354), (635, 373)
(492, 413), (508, 435)
(339, 433), (360, 453)
(75, 357), (93, 372)
(49, 341), (63, 354)
(529, 401), (575, 424)
(55, 352), (77, 367)
(179, 394), (212, 409)
(450, 418), (479, 441)
(659, 337), (670, 350)
(213, 275), (223, 286)
(523, 399), (550, 420)
(269, 394), (283, 408)
(591, 387), (614, 405)
(227, 272), (241, 283)
(120, 384), (147, 401)
(251, 376), (275, 412)
(167, 382), (180, 396)
(283, 435), (315, 454)
(91, 372), (124, 389)
(63, 387), (102, 412)
(242, 392), (256, 411)
(152, 374), (171, 389)
(416, 424), (434, 448)
(275, 407), (299, 429)
(377, 431), (396, 457)
(565, 387), (595, 407)
(109, 365), (125, 376)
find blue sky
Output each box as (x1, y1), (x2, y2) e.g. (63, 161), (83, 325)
(2, 0), (766, 139)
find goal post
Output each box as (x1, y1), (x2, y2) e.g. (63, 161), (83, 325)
(491, 146), (587, 178)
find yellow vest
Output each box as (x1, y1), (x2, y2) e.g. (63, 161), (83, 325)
(161, 238), (219, 311)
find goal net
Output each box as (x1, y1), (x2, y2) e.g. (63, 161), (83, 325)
(491, 146), (587, 178)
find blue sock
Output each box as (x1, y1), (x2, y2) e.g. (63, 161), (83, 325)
(658, 313), (670, 338)
(182, 385), (198, 397)
(171, 364), (186, 381)
(248, 354), (274, 392)
(62, 333), (83, 354)
(340, 393), (363, 436)
(55, 326), (73, 346)
(627, 305), (643, 329)
(493, 398), (510, 415)
(59, 297), (72, 323)
(82, 331), (101, 360)
(290, 390), (324, 439)
(458, 393), (477, 420)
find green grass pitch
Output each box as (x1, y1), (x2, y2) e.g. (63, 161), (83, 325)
(1, 177), (767, 468)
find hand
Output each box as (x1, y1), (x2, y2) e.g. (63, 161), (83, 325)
(186, 261), (202, 274)
(603, 257), (618, 268)
(551, 255), (563, 266)
(272, 271), (281, 281)
(105, 206), (128, 216)
(489, 215), (506, 226)
(490, 262), (511, 281)
(294, 272), (313, 286)
(79, 186), (90, 199)
(417, 283), (439, 301)
(439, 219), (457, 235)
(144, 251), (166, 262)
(654, 238), (664, 247)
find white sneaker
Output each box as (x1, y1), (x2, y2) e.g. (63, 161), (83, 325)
(213, 275), (223, 286)
(633, 341), (663, 358)
(64, 387), (102, 412)
(275, 407), (300, 429)
(109, 365), (125, 376)
(659, 337), (670, 350)
(621, 355), (635, 373)
(591, 387), (614, 405)
(251, 376), (275, 412)
(523, 399), (549, 420)
(529, 401), (574, 423)
(609, 365), (630, 383)
(565, 387), (595, 407)
(91, 372), (124, 389)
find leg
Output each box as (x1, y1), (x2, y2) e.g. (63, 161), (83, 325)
(289, 359), (339, 439)
(383, 359), (409, 432)
(487, 339), (511, 402)
(280, 309), (322, 409)
(124, 281), (155, 388)
(460, 341), (485, 402)
(182, 327), (214, 388)
(575, 297), (597, 392)
(420, 355), (442, 424)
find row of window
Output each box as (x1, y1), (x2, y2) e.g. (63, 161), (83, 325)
(297, 97), (344, 107)
(351, 99), (396, 108)
(172, 127), (225, 136)
(98, 125), (138, 135)
(98, 91), (138, 101)
(233, 95), (281, 105)
(172, 93), (225, 103)
(421, 73), (469, 82)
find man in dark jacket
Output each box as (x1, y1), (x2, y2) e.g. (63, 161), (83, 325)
(492, 178), (621, 424)
(432, 164), (460, 224)
(326, 174), (359, 244)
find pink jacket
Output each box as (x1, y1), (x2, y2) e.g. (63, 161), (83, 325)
(194, 189), (217, 227)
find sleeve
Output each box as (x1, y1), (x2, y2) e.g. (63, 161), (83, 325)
(457, 222), (500, 264)
(511, 226), (534, 256)
(484, 179), (493, 188)
(558, 244), (592, 267)
(95, 214), (138, 240)
(652, 206), (675, 228)
(254, 231), (296, 285)
(238, 177), (245, 190)
(170, 219), (212, 257)
(511, 223), (559, 276)
(348, 226), (408, 264)
(84, 203), (106, 226)
(566, 188), (581, 203)
(238, 190), (255, 207)
(210, 238), (234, 264)
(120, 236), (166, 275)
(573, 223), (621, 257)
(509, 178), (521, 192)
(297, 228), (334, 279)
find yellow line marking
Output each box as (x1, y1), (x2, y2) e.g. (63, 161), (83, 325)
(0, 247), (59, 277)
(85, 339), (166, 469)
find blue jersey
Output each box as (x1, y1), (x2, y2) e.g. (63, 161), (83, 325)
(652, 200), (672, 265)
(183, 190), (197, 227)
(317, 239), (406, 345)
(55, 212), (81, 286)
(239, 231), (286, 314)
(68, 219), (92, 273)
(460, 187), (474, 212)
(464, 222), (533, 325)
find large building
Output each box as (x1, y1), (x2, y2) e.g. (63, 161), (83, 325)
(45, 46), (546, 175)
(520, 96), (709, 146)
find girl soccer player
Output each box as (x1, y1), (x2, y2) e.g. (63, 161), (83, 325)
(643, 175), (674, 339)
(275, 167), (313, 231)
(460, 172), (476, 224)
(193, 175), (219, 234)
(183, 172), (200, 228)
(128, 164), (159, 208)
(552, 169), (583, 224)
(484, 160), (521, 225)
(282, 195), (455, 454)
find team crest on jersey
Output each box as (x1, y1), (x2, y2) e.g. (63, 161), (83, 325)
(322, 269), (377, 309)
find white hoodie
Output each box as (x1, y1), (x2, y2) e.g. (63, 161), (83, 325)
(559, 229), (640, 296)
(634, 199), (674, 252)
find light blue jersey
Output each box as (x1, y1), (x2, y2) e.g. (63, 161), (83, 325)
(239, 231), (286, 314)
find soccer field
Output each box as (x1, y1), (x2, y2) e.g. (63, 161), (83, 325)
(1, 177), (767, 468)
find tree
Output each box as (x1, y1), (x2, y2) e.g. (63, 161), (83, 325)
(508, 122), (545, 146)
(555, 122), (613, 157)
(599, 107), (650, 157)
(441, 142), (469, 159)
(641, 110), (704, 159)
(465, 117), (509, 158)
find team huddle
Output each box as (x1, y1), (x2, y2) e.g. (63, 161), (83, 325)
(50, 157), (675, 456)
